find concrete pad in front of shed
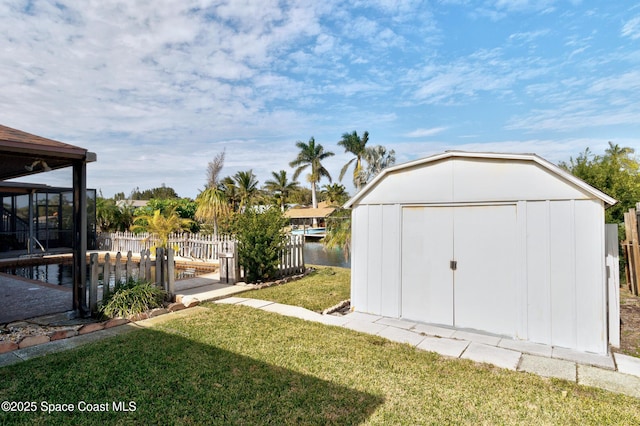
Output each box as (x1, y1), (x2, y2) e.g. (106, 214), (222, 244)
(518, 354), (576, 381)
(417, 335), (469, 358)
(375, 317), (417, 330)
(411, 323), (456, 338)
(461, 343), (521, 370)
(345, 312), (384, 323)
(260, 303), (322, 322)
(342, 319), (388, 335)
(578, 365), (640, 398)
(315, 314), (351, 327)
(377, 326), (426, 347)
(498, 338), (553, 358)
(613, 353), (640, 378)
(451, 330), (501, 346)
(552, 347), (615, 370)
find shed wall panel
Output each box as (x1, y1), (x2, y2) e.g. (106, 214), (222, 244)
(351, 206), (369, 313)
(549, 201), (577, 349)
(366, 205), (383, 314)
(358, 159), (454, 205)
(380, 205), (401, 317)
(525, 201), (552, 345)
(453, 159), (590, 202)
(574, 199), (606, 353)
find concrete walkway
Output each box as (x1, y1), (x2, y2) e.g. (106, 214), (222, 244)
(216, 297), (640, 399)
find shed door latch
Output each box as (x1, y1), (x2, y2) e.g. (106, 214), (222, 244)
(450, 260), (457, 271)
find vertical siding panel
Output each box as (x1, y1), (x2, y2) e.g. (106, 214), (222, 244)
(575, 200), (607, 353)
(351, 206), (369, 313)
(367, 205), (383, 314)
(526, 201), (551, 344)
(516, 201), (528, 340)
(549, 201), (576, 349)
(380, 204), (400, 317)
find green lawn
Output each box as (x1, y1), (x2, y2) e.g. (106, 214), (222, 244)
(237, 265), (351, 312)
(1, 268), (640, 425)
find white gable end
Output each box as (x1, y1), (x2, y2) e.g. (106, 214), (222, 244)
(354, 156), (603, 206)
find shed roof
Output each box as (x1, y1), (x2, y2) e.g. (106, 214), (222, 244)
(0, 124), (96, 181)
(344, 151), (617, 208)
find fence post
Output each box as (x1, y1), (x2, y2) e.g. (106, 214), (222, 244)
(89, 253), (99, 312)
(114, 252), (122, 290)
(167, 248), (175, 298)
(155, 247), (164, 288)
(103, 252), (112, 300)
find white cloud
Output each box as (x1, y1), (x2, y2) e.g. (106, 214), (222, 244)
(404, 127), (447, 137)
(622, 16), (640, 40)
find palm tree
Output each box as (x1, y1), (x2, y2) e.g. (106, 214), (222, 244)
(195, 187), (228, 236)
(338, 130), (369, 192)
(233, 170), (259, 210)
(195, 151), (228, 235)
(289, 137), (334, 210)
(130, 208), (193, 250)
(264, 170), (300, 211)
(220, 176), (240, 212)
(358, 145), (396, 186)
(321, 183), (349, 206)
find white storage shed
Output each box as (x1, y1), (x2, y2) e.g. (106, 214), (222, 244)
(345, 151), (618, 355)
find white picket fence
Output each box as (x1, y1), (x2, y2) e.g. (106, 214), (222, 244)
(97, 231), (305, 277)
(97, 231), (233, 261)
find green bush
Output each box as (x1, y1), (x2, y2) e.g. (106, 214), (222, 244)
(100, 278), (166, 318)
(229, 207), (288, 283)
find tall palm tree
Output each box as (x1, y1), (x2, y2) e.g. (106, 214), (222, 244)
(220, 176), (240, 212)
(196, 151), (228, 235)
(233, 170), (259, 210)
(338, 130), (369, 192)
(358, 145), (396, 186)
(264, 170), (300, 211)
(195, 187), (228, 236)
(289, 137), (334, 210)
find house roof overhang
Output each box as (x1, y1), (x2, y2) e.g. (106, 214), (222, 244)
(344, 151), (618, 208)
(0, 124), (96, 181)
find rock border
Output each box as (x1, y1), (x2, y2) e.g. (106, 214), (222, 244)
(0, 301), (193, 355)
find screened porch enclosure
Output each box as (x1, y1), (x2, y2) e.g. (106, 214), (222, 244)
(0, 185), (96, 257)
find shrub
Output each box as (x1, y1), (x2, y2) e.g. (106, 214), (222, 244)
(229, 207), (288, 283)
(100, 278), (166, 318)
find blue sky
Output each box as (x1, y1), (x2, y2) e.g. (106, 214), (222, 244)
(2, 0), (640, 199)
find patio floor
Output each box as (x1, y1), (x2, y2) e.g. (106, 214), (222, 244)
(0, 273), (72, 324)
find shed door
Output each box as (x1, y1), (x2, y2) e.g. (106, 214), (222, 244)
(401, 205), (518, 336)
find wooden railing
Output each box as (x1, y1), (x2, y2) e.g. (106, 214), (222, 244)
(96, 232), (306, 279)
(87, 248), (175, 313)
(623, 208), (640, 296)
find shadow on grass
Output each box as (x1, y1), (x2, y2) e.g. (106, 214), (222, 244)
(0, 328), (383, 425)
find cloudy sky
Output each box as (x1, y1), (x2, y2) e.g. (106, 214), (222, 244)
(3, 0), (640, 199)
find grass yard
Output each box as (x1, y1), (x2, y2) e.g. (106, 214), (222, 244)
(1, 266), (640, 425)
(238, 265), (351, 312)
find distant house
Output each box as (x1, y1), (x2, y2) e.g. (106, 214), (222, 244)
(284, 201), (336, 228)
(116, 199), (148, 209)
(345, 151), (619, 355)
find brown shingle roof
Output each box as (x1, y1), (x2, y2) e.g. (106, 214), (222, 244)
(0, 124), (96, 181)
